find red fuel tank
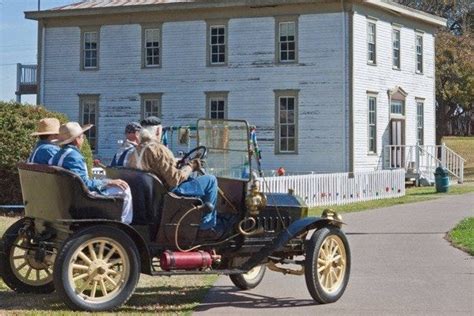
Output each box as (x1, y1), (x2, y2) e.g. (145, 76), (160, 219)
(160, 251), (213, 271)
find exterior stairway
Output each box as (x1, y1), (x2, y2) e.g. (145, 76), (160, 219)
(383, 144), (465, 185)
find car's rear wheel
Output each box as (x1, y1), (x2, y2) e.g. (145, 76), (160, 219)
(229, 264), (266, 290)
(53, 226), (140, 311)
(304, 226), (350, 304)
(0, 218), (55, 293)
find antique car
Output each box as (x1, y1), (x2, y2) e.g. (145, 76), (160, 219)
(0, 119), (350, 311)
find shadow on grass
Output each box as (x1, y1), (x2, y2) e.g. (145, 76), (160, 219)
(0, 285), (212, 313)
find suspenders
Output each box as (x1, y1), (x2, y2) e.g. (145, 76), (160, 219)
(48, 148), (74, 167)
(28, 144), (46, 163)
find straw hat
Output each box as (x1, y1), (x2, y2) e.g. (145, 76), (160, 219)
(30, 118), (60, 136)
(55, 122), (93, 145)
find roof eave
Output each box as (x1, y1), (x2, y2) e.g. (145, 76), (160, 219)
(362, 0), (447, 27)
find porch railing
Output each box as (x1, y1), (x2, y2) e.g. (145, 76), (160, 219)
(384, 144), (465, 184)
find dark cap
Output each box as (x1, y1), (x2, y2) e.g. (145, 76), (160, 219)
(140, 116), (162, 127)
(125, 122), (142, 134)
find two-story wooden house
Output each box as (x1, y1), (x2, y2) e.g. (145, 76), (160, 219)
(26, 0), (459, 179)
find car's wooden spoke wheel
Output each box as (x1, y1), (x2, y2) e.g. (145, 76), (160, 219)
(229, 264), (266, 290)
(68, 238), (130, 303)
(305, 227), (351, 304)
(10, 237), (53, 287)
(54, 226), (140, 312)
(316, 235), (347, 294)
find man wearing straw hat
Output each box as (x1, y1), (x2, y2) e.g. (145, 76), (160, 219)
(50, 122), (133, 224)
(28, 118), (60, 164)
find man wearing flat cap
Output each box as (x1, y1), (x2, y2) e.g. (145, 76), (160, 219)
(110, 122), (142, 167)
(50, 122), (133, 224)
(127, 116), (219, 232)
(28, 118), (60, 164)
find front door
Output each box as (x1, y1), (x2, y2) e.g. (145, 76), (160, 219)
(390, 119), (405, 168)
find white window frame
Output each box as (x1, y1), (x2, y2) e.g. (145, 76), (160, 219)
(415, 33), (423, 74)
(142, 27), (161, 68)
(207, 22), (228, 66)
(275, 17), (298, 64)
(368, 95), (377, 154)
(205, 92), (228, 119)
(367, 21), (377, 65)
(416, 100), (424, 145)
(81, 27), (100, 70)
(392, 28), (401, 69)
(140, 93), (162, 119)
(275, 90), (298, 154)
(79, 95), (99, 152)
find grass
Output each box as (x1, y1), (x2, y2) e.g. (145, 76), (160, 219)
(309, 182), (474, 216)
(443, 136), (474, 181)
(446, 217), (474, 255)
(0, 216), (217, 315)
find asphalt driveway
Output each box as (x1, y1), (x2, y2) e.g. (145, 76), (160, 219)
(195, 193), (474, 316)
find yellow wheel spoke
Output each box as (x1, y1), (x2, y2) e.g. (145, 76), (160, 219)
(98, 242), (106, 260)
(88, 244), (98, 262)
(103, 247), (117, 262)
(91, 280), (98, 298)
(73, 263), (90, 271)
(77, 275), (94, 295)
(100, 279), (108, 296)
(104, 274), (117, 287)
(77, 251), (92, 265)
(107, 259), (122, 268)
(73, 273), (90, 282)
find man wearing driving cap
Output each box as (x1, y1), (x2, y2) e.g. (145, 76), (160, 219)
(50, 122), (133, 224)
(127, 116), (220, 234)
(110, 122), (142, 167)
(28, 118), (60, 164)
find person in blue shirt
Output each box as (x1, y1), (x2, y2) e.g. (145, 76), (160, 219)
(110, 122), (141, 167)
(28, 118), (60, 164)
(51, 122), (133, 224)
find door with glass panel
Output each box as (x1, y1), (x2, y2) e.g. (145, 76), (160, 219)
(390, 119), (405, 168)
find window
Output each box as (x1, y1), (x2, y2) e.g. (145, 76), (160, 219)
(208, 23), (227, 66)
(143, 27), (161, 67)
(391, 100), (405, 115)
(368, 96), (377, 153)
(275, 90), (298, 153)
(392, 28), (401, 69)
(416, 100), (424, 145)
(140, 94), (162, 119)
(79, 95), (99, 151)
(276, 18), (297, 63)
(415, 34), (423, 73)
(367, 21), (376, 64)
(81, 28), (99, 70)
(206, 92), (228, 119)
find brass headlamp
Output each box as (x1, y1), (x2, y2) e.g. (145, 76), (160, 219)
(245, 180), (267, 217)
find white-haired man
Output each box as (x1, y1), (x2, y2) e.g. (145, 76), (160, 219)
(127, 116), (219, 232)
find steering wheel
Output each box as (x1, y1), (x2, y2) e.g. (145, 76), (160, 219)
(177, 145), (208, 170)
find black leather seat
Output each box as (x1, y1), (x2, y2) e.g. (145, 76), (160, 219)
(106, 168), (167, 225)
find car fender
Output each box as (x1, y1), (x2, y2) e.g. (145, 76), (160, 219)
(60, 219), (153, 275)
(241, 216), (342, 271)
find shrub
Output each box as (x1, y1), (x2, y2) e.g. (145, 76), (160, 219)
(0, 101), (93, 204)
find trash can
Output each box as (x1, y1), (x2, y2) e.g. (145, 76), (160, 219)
(434, 166), (449, 193)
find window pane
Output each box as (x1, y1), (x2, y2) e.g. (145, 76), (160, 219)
(145, 28), (160, 66)
(210, 26), (226, 64)
(279, 21), (296, 62)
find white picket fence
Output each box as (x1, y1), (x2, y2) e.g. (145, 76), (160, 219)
(259, 169), (406, 207)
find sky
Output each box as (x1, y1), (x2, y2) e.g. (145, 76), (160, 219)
(0, 0), (73, 103)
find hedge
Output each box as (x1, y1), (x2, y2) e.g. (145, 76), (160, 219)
(0, 101), (93, 204)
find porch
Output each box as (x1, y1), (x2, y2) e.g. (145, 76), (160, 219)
(383, 144), (465, 185)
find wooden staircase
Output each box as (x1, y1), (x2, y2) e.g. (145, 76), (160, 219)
(384, 144), (465, 185)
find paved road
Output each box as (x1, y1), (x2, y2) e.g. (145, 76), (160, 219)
(195, 193), (474, 316)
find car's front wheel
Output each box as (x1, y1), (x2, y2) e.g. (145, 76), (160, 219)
(0, 218), (55, 293)
(53, 225), (140, 311)
(229, 264), (266, 290)
(304, 226), (351, 304)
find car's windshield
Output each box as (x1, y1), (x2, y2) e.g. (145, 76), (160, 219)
(197, 119), (250, 180)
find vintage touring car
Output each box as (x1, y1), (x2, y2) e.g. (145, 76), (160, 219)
(0, 119), (350, 311)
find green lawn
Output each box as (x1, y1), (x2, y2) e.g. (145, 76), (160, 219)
(447, 217), (474, 255)
(0, 216), (217, 315)
(309, 183), (474, 216)
(443, 136), (474, 181)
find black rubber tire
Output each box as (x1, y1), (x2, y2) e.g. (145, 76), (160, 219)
(229, 264), (266, 290)
(304, 226), (351, 304)
(53, 225), (140, 311)
(0, 218), (55, 294)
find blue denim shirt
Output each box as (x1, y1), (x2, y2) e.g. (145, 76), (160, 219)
(51, 145), (106, 193)
(28, 140), (60, 165)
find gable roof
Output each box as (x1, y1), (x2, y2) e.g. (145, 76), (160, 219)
(25, 0), (446, 27)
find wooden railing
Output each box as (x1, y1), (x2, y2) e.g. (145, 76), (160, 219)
(15, 63), (38, 103)
(258, 169), (406, 207)
(383, 144), (465, 184)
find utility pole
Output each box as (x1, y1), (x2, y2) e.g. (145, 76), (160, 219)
(38, 0), (40, 11)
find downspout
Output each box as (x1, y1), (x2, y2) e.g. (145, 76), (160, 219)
(40, 21), (46, 105)
(341, 0), (354, 173)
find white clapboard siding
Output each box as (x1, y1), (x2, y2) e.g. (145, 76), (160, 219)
(259, 169), (405, 207)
